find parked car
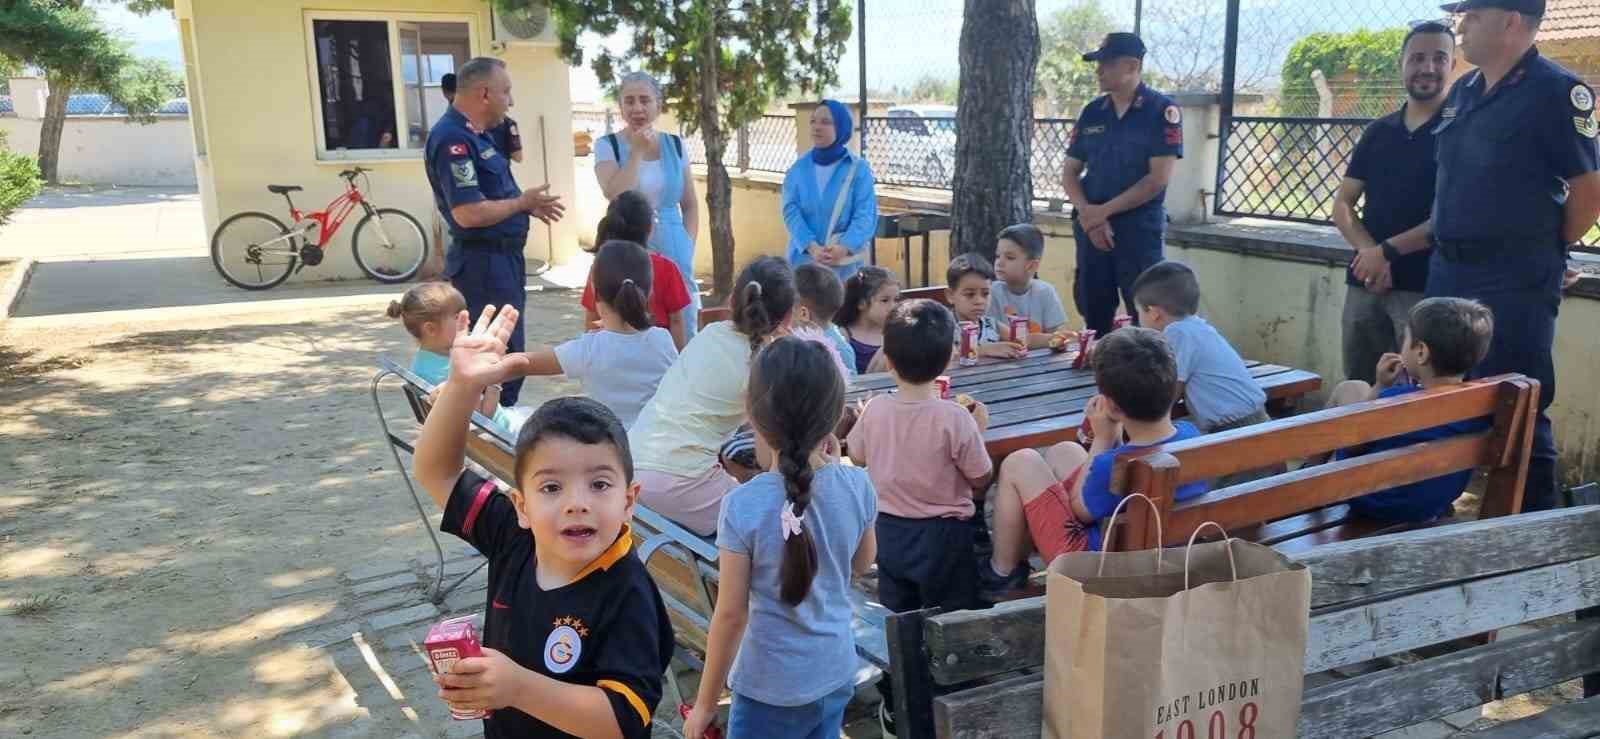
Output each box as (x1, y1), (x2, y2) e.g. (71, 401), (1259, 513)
(875, 105), (957, 187)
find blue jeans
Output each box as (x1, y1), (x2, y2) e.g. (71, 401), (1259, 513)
(727, 681), (854, 739)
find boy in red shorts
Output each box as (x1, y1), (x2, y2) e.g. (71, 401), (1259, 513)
(978, 327), (1209, 601)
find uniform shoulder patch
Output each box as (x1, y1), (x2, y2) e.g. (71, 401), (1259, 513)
(1573, 84), (1595, 112)
(451, 159), (478, 187)
(1575, 114), (1598, 139)
(1164, 105), (1182, 125)
(447, 143), (468, 157)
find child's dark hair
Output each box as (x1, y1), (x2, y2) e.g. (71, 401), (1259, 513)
(946, 252), (996, 287)
(732, 256), (797, 352)
(883, 299), (957, 384)
(747, 337), (845, 606)
(1408, 297), (1494, 377)
(587, 190), (653, 253)
(834, 265), (899, 329)
(1093, 327), (1180, 422)
(1132, 261), (1202, 317)
(387, 281), (466, 338)
(514, 397), (634, 484)
(997, 223), (1045, 261)
(593, 240), (654, 331)
(794, 263), (845, 323)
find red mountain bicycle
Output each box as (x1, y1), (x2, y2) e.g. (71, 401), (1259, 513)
(210, 167), (428, 290)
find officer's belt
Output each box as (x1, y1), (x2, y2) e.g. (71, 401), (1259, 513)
(1434, 235), (1561, 264)
(455, 235), (525, 250)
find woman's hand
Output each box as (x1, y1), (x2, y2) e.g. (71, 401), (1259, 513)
(808, 243), (835, 266)
(821, 244), (850, 264)
(624, 127), (660, 159)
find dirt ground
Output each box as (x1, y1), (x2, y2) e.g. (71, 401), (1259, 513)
(0, 290), (584, 738)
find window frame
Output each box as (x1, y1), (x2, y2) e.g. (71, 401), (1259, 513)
(302, 10), (478, 162)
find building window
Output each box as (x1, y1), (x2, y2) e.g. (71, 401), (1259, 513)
(308, 15), (472, 159)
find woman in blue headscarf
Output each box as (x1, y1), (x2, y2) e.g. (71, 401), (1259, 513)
(782, 100), (879, 281)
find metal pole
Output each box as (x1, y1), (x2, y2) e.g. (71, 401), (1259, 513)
(1134, 0), (1143, 36)
(1213, 0), (1241, 217)
(857, 0), (868, 152)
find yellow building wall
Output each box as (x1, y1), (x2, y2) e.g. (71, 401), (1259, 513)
(178, 0), (579, 283)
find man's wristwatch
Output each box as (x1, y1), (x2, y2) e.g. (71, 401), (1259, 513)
(1379, 240), (1401, 263)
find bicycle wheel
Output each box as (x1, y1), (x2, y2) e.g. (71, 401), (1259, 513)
(211, 211), (297, 290)
(352, 207), (428, 284)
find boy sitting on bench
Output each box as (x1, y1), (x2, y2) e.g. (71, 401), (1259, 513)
(1325, 297), (1495, 523)
(413, 305), (673, 738)
(980, 327), (1209, 601)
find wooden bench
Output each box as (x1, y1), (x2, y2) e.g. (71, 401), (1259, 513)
(885, 505), (1600, 738)
(1104, 373), (1540, 554)
(370, 359), (891, 701)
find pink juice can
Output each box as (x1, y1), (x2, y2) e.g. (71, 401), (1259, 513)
(425, 615), (491, 720)
(935, 375), (952, 399)
(1072, 329), (1097, 369)
(959, 322), (980, 366)
(1009, 315), (1031, 344)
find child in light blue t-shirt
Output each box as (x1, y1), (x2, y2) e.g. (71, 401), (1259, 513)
(1132, 261), (1267, 433)
(683, 337), (878, 739)
(389, 282), (522, 434)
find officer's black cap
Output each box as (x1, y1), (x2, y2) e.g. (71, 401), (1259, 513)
(1439, 0), (1544, 15)
(1083, 33), (1147, 62)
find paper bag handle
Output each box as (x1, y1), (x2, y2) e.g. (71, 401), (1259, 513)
(1096, 492), (1165, 576)
(1183, 521), (1240, 591)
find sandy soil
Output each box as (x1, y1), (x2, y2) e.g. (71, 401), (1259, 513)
(0, 290), (583, 738)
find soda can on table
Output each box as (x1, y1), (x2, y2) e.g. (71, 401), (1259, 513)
(959, 322), (980, 366)
(1072, 329), (1097, 370)
(1009, 316), (1031, 344)
(425, 615), (490, 720)
(935, 375), (952, 400)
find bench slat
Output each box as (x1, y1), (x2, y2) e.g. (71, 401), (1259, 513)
(932, 673), (1043, 739)
(1299, 618), (1600, 738)
(1158, 433), (1493, 546)
(1459, 695), (1600, 739)
(921, 509), (1600, 685)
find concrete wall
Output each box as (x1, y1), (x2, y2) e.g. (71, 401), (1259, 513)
(176, 0), (579, 283)
(0, 117), (197, 187)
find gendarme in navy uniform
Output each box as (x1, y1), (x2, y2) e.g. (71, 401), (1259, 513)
(426, 58), (561, 406)
(1430, 0), (1600, 511)
(1063, 33), (1185, 336)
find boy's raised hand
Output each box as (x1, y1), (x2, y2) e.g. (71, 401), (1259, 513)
(448, 305), (531, 390)
(1085, 394), (1122, 447)
(1374, 352), (1404, 389)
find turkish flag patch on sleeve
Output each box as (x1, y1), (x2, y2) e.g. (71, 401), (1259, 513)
(448, 143), (468, 157)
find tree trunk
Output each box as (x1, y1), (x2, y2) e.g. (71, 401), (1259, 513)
(37, 74), (73, 185)
(950, 0), (1039, 261)
(699, 23), (736, 303)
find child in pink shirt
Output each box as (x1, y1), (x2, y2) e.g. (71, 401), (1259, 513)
(845, 298), (992, 735)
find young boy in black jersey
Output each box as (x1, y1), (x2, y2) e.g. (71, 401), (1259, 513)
(414, 304), (673, 739)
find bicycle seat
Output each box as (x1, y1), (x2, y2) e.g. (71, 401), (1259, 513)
(266, 185), (303, 195)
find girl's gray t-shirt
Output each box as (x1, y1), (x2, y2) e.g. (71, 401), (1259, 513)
(715, 463), (877, 706)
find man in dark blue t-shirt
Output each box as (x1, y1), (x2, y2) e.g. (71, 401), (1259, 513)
(426, 58), (562, 405)
(1327, 297), (1495, 522)
(1335, 22), (1455, 385)
(1061, 33), (1184, 336)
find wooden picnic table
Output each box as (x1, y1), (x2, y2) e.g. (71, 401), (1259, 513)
(846, 349), (1323, 458)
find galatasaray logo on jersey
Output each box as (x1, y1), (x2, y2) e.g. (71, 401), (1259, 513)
(544, 616), (588, 674)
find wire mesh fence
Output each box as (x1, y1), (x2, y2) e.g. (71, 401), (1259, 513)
(746, 115), (797, 173)
(1216, 117), (1368, 223)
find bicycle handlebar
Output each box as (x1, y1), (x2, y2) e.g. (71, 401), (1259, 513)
(339, 167), (370, 180)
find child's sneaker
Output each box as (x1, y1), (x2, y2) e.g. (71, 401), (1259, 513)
(976, 557), (1029, 603)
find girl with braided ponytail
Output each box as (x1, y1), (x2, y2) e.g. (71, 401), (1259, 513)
(682, 337), (878, 739)
(500, 240), (677, 428)
(629, 256), (797, 536)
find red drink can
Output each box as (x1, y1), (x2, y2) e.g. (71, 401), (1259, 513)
(425, 615), (490, 720)
(935, 375), (952, 399)
(1009, 316), (1031, 344)
(1072, 329), (1097, 369)
(959, 322), (979, 366)
(1079, 414), (1096, 446)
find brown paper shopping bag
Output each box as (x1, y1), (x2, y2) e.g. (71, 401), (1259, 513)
(1042, 495), (1311, 739)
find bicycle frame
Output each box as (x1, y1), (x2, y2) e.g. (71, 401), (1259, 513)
(289, 180), (369, 248)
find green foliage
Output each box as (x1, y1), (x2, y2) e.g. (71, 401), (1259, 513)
(1280, 28), (1406, 117)
(1036, 1), (1116, 115)
(521, 0), (852, 136)
(902, 74), (958, 105)
(0, 1), (176, 121)
(0, 130), (43, 228)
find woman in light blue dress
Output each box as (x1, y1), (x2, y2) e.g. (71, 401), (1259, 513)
(783, 99), (879, 282)
(595, 72), (703, 338)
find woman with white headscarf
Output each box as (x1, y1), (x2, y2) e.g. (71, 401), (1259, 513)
(595, 71), (703, 337)
(783, 99), (879, 281)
